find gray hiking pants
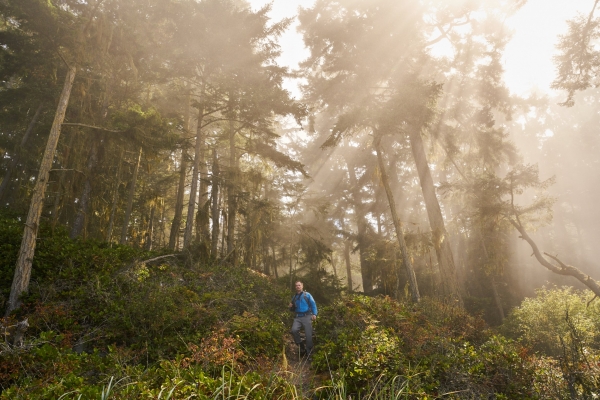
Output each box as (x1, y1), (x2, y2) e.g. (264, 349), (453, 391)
(291, 314), (314, 354)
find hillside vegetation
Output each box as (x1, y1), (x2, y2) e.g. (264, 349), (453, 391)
(1, 214), (599, 399)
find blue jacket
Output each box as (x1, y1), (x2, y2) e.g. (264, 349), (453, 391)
(291, 291), (318, 316)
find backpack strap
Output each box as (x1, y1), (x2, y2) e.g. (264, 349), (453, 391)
(291, 291), (309, 307)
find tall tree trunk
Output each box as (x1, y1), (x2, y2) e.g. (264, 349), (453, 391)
(120, 147), (142, 245)
(51, 131), (76, 230)
(70, 138), (99, 238)
(330, 254), (338, 278)
(0, 103), (44, 201)
(374, 135), (420, 303)
(183, 88), (206, 249)
(408, 128), (463, 306)
(106, 148), (124, 242)
(340, 217), (354, 291)
(345, 159), (373, 293)
(480, 234), (505, 321)
(146, 203), (155, 251)
(263, 243), (271, 276)
(272, 245), (279, 279)
(169, 90), (191, 250)
(159, 199), (166, 247)
(226, 117), (238, 263)
(198, 137), (209, 245)
(6, 66), (76, 316)
(211, 149), (220, 257)
(220, 203), (226, 258)
(344, 239), (353, 291)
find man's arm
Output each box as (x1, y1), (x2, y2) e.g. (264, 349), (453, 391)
(308, 294), (318, 318)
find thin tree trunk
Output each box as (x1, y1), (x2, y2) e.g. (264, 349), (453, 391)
(344, 239), (353, 291)
(6, 66), (76, 316)
(289, 239), (294, 288)
(51, 131), (76, 230)
(169, 90), (191, 250)
(0, 104), (44, 201)
(374, 135), (420, 303)
(331, 254), (338, 278)
(480, 233), (505, 321)
(159, 198), (166, 247)
(146, 203), (155, 251)
(211, 149), (220, 257)
(408, 128), (463, 306)
(345, 159), (373, 293)
(220, 203), (226, 258)
(198, 135), (209, 244)
(272, 245), (279, 279)
(340, 217), (354, 291)
(70, 138), (99, 238)
(226, 117), (237, 263)
(120, 147), (142, 245)
(106, 148), (124, 242)
(183, 88), (205, 248)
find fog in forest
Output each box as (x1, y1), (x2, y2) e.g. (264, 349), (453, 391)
(4, 0), (600, 397)
(3, 0), (600, 325)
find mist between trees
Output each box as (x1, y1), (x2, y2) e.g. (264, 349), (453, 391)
(1, 0), (600, 322)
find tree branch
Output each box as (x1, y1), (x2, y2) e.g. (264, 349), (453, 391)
(62, 123), (124, 133)
(508, 218), (600, 298)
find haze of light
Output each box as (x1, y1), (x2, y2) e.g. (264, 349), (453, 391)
(250, 0), (592, 96)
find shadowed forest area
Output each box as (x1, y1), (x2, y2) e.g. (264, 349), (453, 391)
(1, 0), (600, 398)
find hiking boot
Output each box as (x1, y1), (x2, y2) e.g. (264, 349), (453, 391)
(299, 341), (307, 355)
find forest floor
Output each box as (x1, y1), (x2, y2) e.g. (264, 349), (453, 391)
(284, 334), (321, 398)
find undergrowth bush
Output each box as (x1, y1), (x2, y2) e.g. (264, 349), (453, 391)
(2, 213), (599, 398)
(501, 286), (600, 397)
(501, 286), (600, 356)
(313, 296), (541, 398)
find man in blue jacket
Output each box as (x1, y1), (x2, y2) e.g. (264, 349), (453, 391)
(289, 281), (318, 358)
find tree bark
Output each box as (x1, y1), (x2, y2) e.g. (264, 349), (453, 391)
(120, 147), (142, 244)
(197, 136), (210, 245)
(183, 88), (206, 249)
(211, 149), (220, 257)
(70, 138), (99, 238)
(344, 239), (353, 291)
(226, 117), (238, 264)
(340, 217), (354, 291)
(408, 128), (463, 306)
(145, 203), (155, 251)
(51, 131), (76, 230)
(479, 235), (505, 321)
(6, 66), (76, 316)
(106, 148), (124, 242)
(0, 103), (44, 202)
(374, 135), (420, 303)
(169, 90), (191, 250)
(345, 158), (373, 293)
(272, 245), (279, 278)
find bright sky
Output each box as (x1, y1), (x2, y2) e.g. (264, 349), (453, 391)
(248, 0), (593, 97)
(504, 0), (591, 96)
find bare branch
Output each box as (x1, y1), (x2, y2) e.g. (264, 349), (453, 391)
(62, 123), (124, 133)
(509, 218), (600, 298)
(133, 254), (178, 266)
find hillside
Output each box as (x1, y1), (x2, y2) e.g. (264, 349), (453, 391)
(1, 215), (599, 399)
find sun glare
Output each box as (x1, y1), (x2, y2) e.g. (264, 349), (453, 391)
(503, 0), (591, 95)
(250, 0), (594, 98)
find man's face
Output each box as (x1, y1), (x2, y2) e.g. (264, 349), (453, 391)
(295, 282), (303, 293)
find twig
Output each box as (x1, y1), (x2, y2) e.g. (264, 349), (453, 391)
(62, 123), (124, 133)
(138, 254), (178, 264)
